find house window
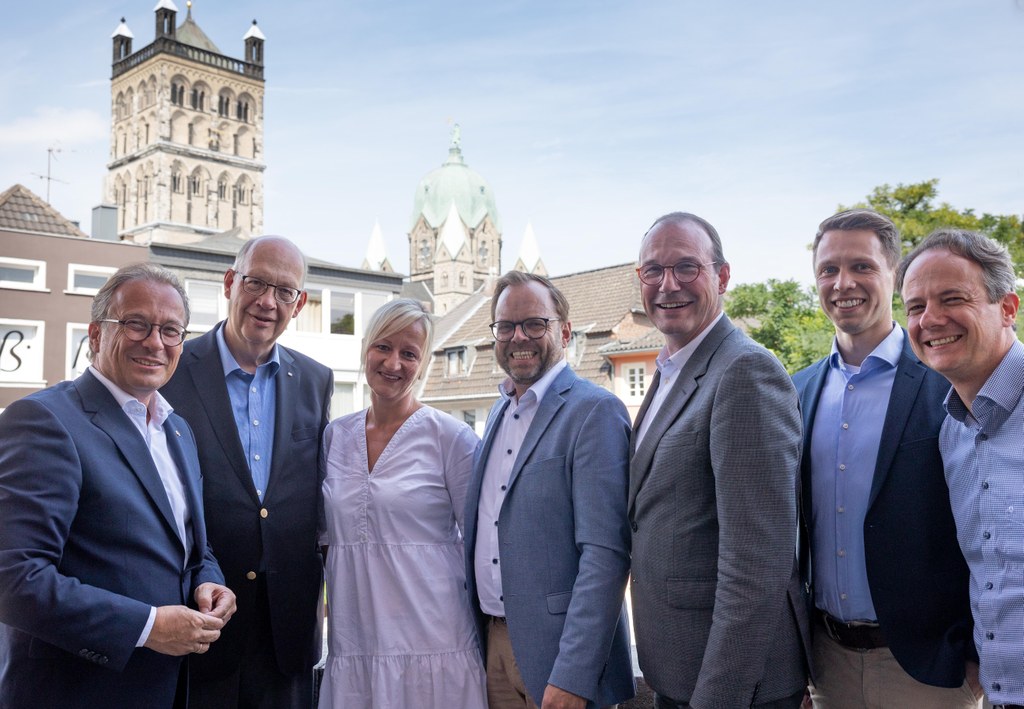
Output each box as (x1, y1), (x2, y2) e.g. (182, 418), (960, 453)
(67, 264), (115, 295)
(360, 292), (389, 336)
(330, 292), (355, 335)
(462, 410), (476, 428)
(296, 289), (322, 333)
(186, 280), (222, 331)
(66, 323), (91, 381)
(0, 258), (46, 291)
(331, 382), (355, 420)
(445, 347), (466, 377)
(0, 319), (45, 386)
(626, 365), (647, 399)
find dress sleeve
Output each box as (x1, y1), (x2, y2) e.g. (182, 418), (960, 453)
(442, 420), (480, 538)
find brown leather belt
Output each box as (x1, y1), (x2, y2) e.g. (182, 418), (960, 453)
(816, 609), (887, 650)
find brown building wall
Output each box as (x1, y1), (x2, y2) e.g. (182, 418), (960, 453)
(0, 230), (147, 409)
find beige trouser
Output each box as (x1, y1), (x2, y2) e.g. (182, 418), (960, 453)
(486, 616), (541, 709)
(809, 623), (980, 709)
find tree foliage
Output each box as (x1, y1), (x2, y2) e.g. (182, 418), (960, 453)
(728, 180), (1023, 372)
(843, 178), (1024, 276)
(727, 279), (833, 374)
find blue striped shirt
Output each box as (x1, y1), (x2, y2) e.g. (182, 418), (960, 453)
(216, 327), (279, 503)
(941, 338), (1024, 704)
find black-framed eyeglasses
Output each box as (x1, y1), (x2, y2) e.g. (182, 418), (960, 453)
(635, 261), (717, 286)
(237, 273), (302, 304)
(490, 318), (559, 342)
(99, 318), (189, 346)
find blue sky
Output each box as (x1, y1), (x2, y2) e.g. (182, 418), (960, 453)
(1, 0), (1021, 286)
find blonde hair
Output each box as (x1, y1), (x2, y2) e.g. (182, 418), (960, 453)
(361, 299), (434, 380)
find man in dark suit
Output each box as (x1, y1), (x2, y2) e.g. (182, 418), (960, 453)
(793, 209), (978, 707)
(629, 212), (809, 708)
(161, 236), (333, 709)
(464, 271), (634, 709)
(0, 263), (235, 709)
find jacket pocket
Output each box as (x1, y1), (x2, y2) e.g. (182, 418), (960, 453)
(546, 590), (572, 615)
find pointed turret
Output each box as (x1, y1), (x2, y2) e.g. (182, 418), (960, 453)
(154, 0), (178, 39)
(513, 221), (548, 276)
(111, 17), (134, 62)
(362, 220), (393, 272)
(244, 20), (265, 66)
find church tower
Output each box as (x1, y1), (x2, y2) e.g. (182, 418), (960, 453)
(407, 126), (502, 314)
(105, 1), (266, 244)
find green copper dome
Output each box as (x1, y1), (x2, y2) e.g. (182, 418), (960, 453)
(410, 133), (500, 232)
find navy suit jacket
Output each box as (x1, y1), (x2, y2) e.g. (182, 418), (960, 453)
(0, 370), (223, 709)
(793, 332), (974, 687)
(160, 324), (332, 678)
(464, 366), (635, 707)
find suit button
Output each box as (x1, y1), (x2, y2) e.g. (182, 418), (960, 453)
(260, 508), (268, 519)
(246, 571), (257, 580)
(630, 521), (638, 532)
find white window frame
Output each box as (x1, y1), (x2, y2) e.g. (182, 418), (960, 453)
(185, 279), (224, 333)
(625, 364), (647, 400)
(66, 263), (117, 296)
(0, 257), (47, 292)
(0, 318), (46, 388)
(66, 322), (92, 381)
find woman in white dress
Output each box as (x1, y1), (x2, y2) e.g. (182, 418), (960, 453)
(318, 298), (487, 708)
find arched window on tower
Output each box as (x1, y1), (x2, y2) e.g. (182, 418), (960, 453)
(190, 175), (201, 195)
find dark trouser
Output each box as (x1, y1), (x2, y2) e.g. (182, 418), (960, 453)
(188, 576), (313, 709)
(655, 688), (805, 709)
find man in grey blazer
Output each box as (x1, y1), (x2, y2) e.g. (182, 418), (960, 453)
(161, 236), (333, 709)
(464, 271), (635, 709)
(629, 213), (810, 709)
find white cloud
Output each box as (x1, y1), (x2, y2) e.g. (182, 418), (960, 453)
(0, 107), (108, 147)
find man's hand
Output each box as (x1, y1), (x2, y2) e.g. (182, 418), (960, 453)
(143, 605), (225, 656)
(541, 684), (586, 709)
(195, 582), (236, 622)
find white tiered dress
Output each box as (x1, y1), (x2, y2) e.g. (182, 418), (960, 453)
(318, 406), (487, 708)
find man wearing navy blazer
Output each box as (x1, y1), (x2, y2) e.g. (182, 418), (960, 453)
(161, 236), (332, 709)
(793, 209), (978, 707)
(464, 271), (634, 709)
(0, 264), (235, 708)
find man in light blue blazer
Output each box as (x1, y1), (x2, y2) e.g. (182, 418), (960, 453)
(0, 264), (234, 709)
(464, 271), (634, 709)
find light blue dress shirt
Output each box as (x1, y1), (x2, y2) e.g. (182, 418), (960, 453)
(941, 338), (1024, 704)
(810, 324), (901, 622)
(216, 327), (279, 502)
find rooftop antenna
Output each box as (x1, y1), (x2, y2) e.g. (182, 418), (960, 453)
(30, 146), (69, 204)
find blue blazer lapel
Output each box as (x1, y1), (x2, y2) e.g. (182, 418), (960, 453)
(185, 327), (256, 500)
(77, 371), (182, 548)
(267, 347), (297, 501)
(868, 336), (925, 509)
(164, 416), (205, 566)
(506, 367), (572, 492)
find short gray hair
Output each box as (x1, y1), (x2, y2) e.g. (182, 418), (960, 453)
(361, 298), (434, 380)
(91, 263), (189, 324)
(896, 228), (1016, 303)
(233, 236), (309, 285)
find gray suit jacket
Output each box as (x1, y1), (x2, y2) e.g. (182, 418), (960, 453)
(629, 315), (810, 708)
(464, 365), (635, 707)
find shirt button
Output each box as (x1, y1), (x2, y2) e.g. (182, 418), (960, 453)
(839, 464), (846, 471)
(842, 423), (849, 430)
(260, 508), (268, 518)
(979, 433), (988, 441)
(257, 489), (263, 497)
(983, 531), (991, 540)
(986, 632), (995, 640)
(847, 384), (854, 391)
(837, 506), (845, 514)
(254, 454), (261, 461)
(985, 582), (994, 590)
(982, 481), (990, 490)
(253, 419), (259, 426)
(840, 593), (847, 600)
(251, 387), (257, 393)
(492, 558), (498, 565)
(513, 414), (519, 420)
(837, 549), (846, 557)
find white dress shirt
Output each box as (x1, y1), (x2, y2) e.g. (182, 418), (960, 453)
(475, 359), (567, 617)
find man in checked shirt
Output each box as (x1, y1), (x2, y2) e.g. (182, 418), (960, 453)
(898, 228), (1024, 709)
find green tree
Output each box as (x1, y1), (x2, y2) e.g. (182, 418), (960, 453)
(843, 178), (1024, 275)
(727, 279), (834, 373)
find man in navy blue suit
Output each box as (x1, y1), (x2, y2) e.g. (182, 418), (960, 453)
(793, 209), (978, 707)
(0, 263), (235, 709)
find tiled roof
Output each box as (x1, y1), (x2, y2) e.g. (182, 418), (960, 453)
(420, 263), (657, 403)
(0, 184), (88, 238)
